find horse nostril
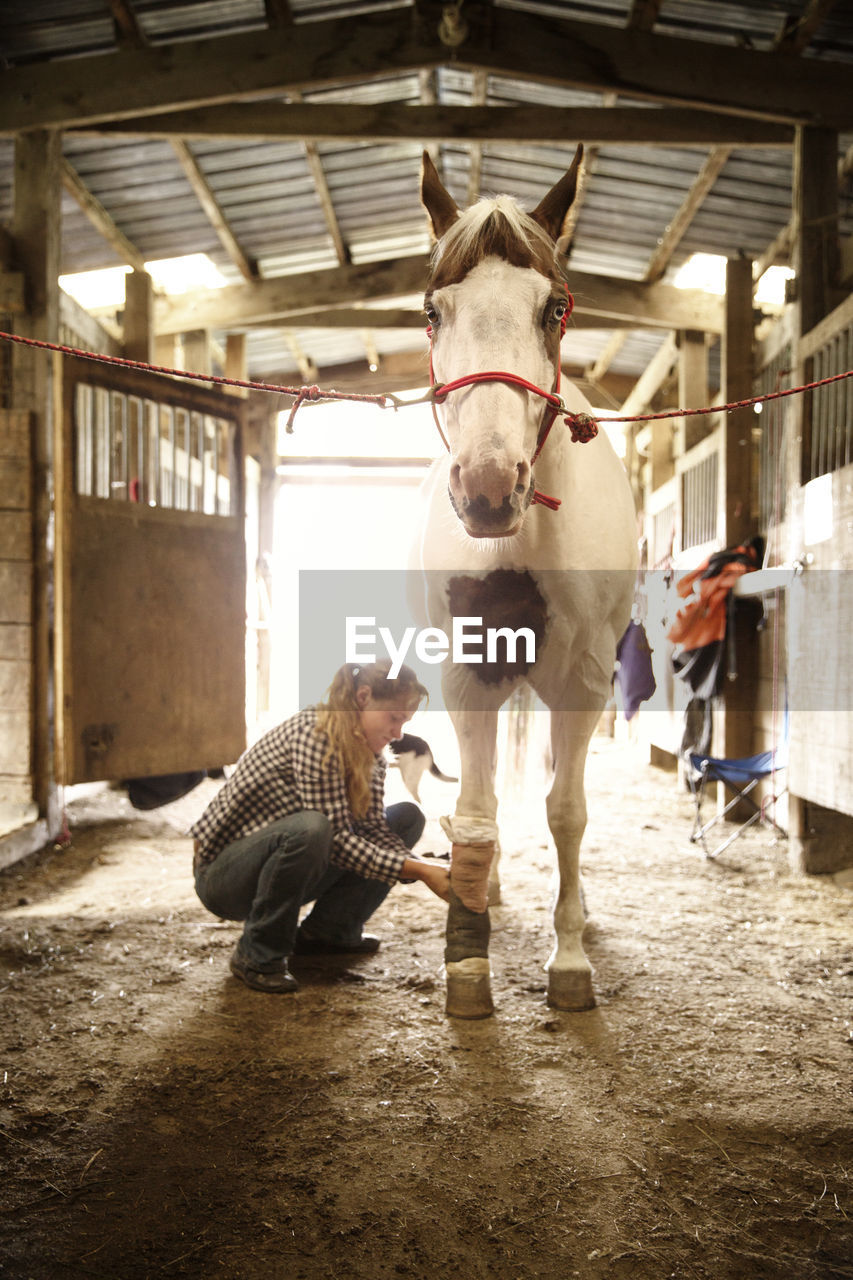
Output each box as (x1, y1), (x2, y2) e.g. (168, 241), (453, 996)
(450, 462), (462, 490)
(515, 461), (531, 493)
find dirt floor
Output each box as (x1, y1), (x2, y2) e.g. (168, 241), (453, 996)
(1, 730), (851, 1280)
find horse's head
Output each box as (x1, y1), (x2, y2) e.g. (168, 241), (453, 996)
(421, 147), (583, 539)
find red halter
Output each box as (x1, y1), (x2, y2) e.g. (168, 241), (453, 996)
(426, 285), (598, 511)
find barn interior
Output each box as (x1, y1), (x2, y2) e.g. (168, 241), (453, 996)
(1, 2), (853, 1277)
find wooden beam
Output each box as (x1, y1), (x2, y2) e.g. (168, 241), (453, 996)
(259, 348), (637, 402)
(589, 146), (731, 381)
(585, 330), (628, 388)
(284, 334), (319, 383)
(288, 90), (350, 268)
(626, 0), (663, 29)
(233, 305), (640, 332)
(156, 256), (430, 334)
(473, 11), (853, 129)
(106, 0), (145, 46)
(643, 146), (732, 284)
(82, 103), (796, 148)
(3, 11), (851, 134)
(170, 138), (259, 281)
(773, 0), (838, 53)
(564, 0), (652, 266)
(263, 0), (294, 25)
(619, 332), (678, 416)
(61, 158), (147, 271)
(154, 254), (724, 335)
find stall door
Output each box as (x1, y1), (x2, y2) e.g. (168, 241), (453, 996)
(55, 355), (247, 784)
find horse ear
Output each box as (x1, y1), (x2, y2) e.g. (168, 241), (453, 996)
(530, 144), (584, 248)
(421, 150), (460, 241)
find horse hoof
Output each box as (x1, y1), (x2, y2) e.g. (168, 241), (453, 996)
(445, 961), (494, 1019)
(547, 969), (596, 1012)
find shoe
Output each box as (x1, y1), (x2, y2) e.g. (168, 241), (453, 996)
(293, 930), (381, 956)
(229, 947), (299, 993)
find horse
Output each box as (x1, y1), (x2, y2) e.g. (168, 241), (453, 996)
(411, 146), (638, 1019)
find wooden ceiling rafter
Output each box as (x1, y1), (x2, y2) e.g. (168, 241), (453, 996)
(288, 90), (352, 270)
(154, 253), (724, 336)
(104, 0), (261, 284)
(594, 3), (840, 405)
(284, 332), (319, 383)
(260, 347), (636, 404)
(78, 103), (795, 148)
(773, 0), (839, 53)
(106, 0), (146, 47)
(61, 158), (147, 273)
(8, 2), (844, 397)
(563, 0), (663, 261)
(582, 149), (733, 391)
(170, 138), (261, 282)
(3, 10), (851, 134)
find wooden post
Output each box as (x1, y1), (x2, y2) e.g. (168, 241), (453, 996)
(793, 126), (841, 336)
(786, 125), (846, 874)
(123, 269), (154, 363)
(677, 329), (709, 453)
(224, 333), (248, 397)
(9, 130), (63, 841)
(716, 256), (759, 768)
(722, 257), (754, 550)
(182, 329), (211, 377)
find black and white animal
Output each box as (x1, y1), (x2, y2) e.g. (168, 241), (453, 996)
(387, 734), (458, 803)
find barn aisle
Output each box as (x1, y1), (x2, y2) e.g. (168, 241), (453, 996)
(0, 736), (851, 1280)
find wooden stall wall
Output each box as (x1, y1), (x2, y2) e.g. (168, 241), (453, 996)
(55, 355), (248, 785)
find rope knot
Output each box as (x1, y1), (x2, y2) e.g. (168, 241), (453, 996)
(565, 411), (599, 443)
(285, 384), (324, 433)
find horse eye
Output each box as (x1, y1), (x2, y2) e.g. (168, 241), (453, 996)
(552, 300), (567, 322)
(425, 303), (439, 326)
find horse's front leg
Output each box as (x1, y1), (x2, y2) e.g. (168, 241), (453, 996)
(442, 704), (501, 1019)
(544, 703), (603, 1011)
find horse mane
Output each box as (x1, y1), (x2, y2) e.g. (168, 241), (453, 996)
(429, 196), (561, 283)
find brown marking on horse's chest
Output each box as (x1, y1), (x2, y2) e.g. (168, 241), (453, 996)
(446, 569), (548, 685)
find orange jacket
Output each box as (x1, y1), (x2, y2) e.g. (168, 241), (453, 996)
(666, 543), (760, 649)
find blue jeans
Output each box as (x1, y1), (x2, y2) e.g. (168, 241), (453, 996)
(194, 802), (424, 970)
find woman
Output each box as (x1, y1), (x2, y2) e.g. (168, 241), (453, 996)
(191, 661), (450, 993)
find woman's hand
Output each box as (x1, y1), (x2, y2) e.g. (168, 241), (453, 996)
(401, 858), (451, 902)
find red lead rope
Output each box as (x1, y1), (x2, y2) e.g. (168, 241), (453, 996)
(426, 285), (597, 511)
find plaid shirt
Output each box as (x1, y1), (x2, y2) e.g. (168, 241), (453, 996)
(190, 708), (409, 884)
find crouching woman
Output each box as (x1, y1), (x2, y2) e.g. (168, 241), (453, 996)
(190, 661), (449, 993)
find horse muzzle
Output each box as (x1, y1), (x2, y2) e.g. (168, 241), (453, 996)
(449, 457), (532, 538)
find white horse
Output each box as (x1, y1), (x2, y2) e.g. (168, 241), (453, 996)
(411, 147), (637, 1018)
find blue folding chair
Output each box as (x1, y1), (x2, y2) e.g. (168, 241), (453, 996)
(687, 743), (787, 858)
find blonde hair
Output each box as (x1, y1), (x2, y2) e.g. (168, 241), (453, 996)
(315, 661), (429, 819)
